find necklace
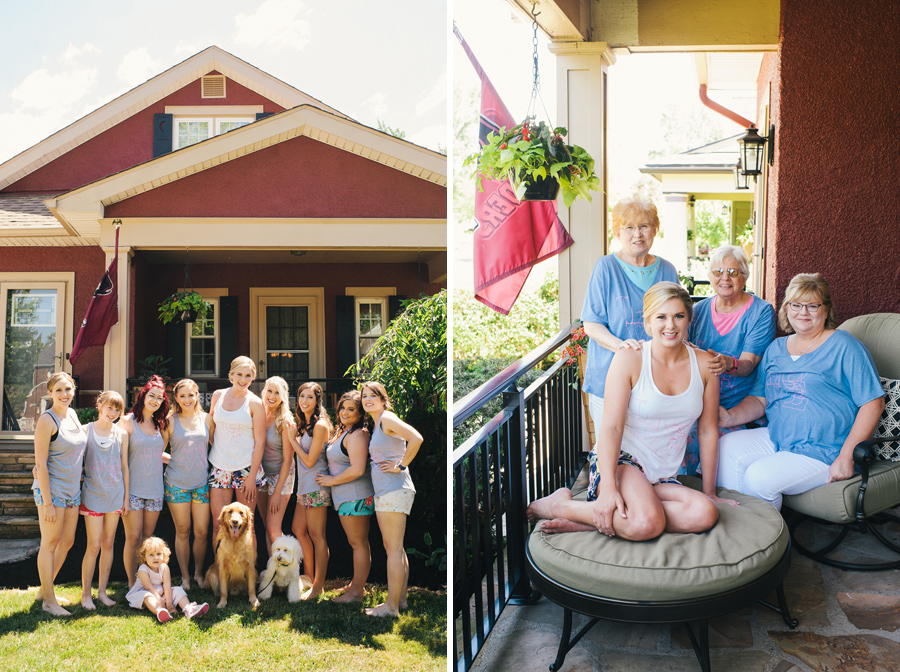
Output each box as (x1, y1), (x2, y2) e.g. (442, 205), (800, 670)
(793, 333), (821, 356)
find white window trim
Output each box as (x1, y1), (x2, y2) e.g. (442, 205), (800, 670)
(354, 297), (388, 361)
(181, 288), (226, 378)
(172, 116), (255, 150)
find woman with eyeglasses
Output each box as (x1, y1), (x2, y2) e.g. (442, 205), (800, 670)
(581, 196), (679, 429)
(714, 273), (884, 509)
(679, 245), (776, 475)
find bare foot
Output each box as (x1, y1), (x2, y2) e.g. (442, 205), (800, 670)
(525, 488), (573, 524)
(332, 583), (352, 596)
(333, 589), (364, 603)
(42, 602), (71, 617)
(194, 573), (205, 589)
(181, 578), (190, 591)
(364, 602), (399, 618)
(301, 586), (323, 601)
(399, 599), (408, 610)
(540, 518), (596, 534)
(81, 596), (96, 611)
(98, 593), (116, 607)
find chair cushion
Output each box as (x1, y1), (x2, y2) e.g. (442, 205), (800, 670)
(528, 477), (789, 602)
(874, 377), (900, 460)
(839, 313), (900, 380)
(782, 460), (900, 524)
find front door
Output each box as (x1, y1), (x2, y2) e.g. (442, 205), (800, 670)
(1, 282), (68, 433)
(251, 289), (324, 388)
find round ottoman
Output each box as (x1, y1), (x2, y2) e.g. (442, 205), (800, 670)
(526, 477), (797, 672)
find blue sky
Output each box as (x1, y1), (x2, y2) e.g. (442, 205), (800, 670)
(0, 0), (448, 163)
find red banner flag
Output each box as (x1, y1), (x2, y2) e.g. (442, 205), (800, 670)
(70, 224), (119, 365)
(455, 26), (574, 315)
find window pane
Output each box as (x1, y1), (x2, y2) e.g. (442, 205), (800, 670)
(190, 338), (215, 374)
(4, 289), (57, 433)
(218, 120), (250, 133)
(177, 121), (210, 148)
(266, 352), (309, 380)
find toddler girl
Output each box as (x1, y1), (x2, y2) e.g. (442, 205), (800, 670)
(125, 537), (208, 622)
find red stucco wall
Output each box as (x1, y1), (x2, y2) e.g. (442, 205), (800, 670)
(0, 246), (108, 396)
(764, 0), (900, 318)
(134, 259), (444, 378)
(105, 135), (447, 220)
(2, 73), (284, 194)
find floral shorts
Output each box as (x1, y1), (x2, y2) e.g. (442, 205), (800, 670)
(263, 464), (296, 497)
(374, 489), (415, 514)
(33, 490), (80, 509)
(298, 489), (332, 508)
(164, 481), (210, 504)
(79, 503), (123, 517)
(208, 465), (267, 490)
(337, 496), (375, 517)
(586, 450), (682, 502)
(129, 495), (164, 512)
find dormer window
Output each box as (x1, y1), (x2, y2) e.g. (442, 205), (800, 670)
(173, 116), (254, 150)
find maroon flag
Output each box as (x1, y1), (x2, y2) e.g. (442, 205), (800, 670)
(455, 26), (574, 315)
(70, 224), (119, 365)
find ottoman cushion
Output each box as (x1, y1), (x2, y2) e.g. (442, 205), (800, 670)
(528, 477), (789, 602)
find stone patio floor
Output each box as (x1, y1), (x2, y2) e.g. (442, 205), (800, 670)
(465, 510), (900, 672)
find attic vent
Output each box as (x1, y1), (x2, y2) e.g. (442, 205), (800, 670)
(201, 75), (226, 99)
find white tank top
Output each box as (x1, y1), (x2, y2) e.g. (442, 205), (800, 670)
(209, 391), (255, 471)
(619, 342), (703, 483)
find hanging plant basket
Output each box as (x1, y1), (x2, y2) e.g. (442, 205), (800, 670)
(464, 120), (601, 208)
(158, 291), (211, 325)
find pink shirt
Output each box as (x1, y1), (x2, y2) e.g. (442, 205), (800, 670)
(711, 296), (753, 336)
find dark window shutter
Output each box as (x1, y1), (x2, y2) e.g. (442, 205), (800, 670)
(255, 112), (274, 121)
(153, 113), (173, 157)
(166, 322), (186, 379)
(388, 295), (405, 323)
(336, 295), (355, 379)
(219, 296), (239, 377)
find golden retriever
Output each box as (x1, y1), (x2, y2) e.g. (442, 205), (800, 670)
(205, 502), (260, 608)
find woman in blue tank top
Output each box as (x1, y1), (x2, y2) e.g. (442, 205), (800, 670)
(360, 381), (423, 618)
(33, 371), (87, 617)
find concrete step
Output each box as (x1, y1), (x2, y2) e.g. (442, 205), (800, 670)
(0, 515), (40, 539)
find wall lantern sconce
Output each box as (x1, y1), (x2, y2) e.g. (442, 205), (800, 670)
(733, 159), (750, 190)
(737, 125), (775, 180)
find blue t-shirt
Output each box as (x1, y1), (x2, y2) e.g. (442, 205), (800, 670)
(612, 255), (660, 292)
(750, 330), (883, 464)
(689, 294), (776, 409)
(580, 254), (679, 397)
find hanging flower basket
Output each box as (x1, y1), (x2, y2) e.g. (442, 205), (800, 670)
(464, 119), (601, 208)
(158, 291), (211, 325)
(508, 171), (560, 202)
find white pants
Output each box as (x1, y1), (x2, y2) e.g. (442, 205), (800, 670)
(716, 427), (831, 511)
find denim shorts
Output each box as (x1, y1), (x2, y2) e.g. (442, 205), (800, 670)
(164, 481), (210, 504)
(336, 496), (375, 516)
(33, 489), (80, 509)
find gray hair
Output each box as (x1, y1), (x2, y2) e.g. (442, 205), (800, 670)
(708, 245), (750, 277)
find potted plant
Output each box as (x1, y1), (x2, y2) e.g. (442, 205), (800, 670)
(157, 291), (211, 325)
(464, 119), (601, 208)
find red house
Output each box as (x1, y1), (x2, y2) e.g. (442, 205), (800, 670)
(0, 45), (447, 433)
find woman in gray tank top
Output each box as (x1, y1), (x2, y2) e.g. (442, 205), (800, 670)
(79, 390), (129, 611)
(33, 372), (87, 617)
(289, 382), (333, 600)
(257, 377), (296, 557)
(163, 379), (213, 590)
(360, 381), (424, 618)
(315, 391), (373, 603)
(119, 375), (169, 587)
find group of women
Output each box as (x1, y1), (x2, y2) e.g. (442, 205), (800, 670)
(33, 355), (424, 618)
(528, 195), (885, 538)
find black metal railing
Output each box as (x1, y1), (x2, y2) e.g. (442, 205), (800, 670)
(452, 323), (587, 672)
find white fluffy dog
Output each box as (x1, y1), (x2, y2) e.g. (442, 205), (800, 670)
(258, 535), (309, 603)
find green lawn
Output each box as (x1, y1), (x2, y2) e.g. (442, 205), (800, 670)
(0, 581), (446, 671)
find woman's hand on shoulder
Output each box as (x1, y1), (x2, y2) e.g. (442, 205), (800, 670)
(617, 338), (643, 351)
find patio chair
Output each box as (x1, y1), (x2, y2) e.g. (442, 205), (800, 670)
(782, 312), (900, 571)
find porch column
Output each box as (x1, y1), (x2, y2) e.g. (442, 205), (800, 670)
(102, 245), (133, 396)
(549, 42), (616, 328)
(656, 193), (691, 276)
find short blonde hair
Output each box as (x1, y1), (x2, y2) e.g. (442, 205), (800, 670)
(778, 273), (839, 333)
(642, 282), (693, 335)
(47, 371), (76, 393)
(138, 536), (171, 565)
(611, 196), (660, 237)
(171, 379), (201, 415)
(228, 356), (257, 379)
(95, 390), (125, 413)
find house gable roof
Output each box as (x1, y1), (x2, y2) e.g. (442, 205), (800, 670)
(0, 46), (349, 191)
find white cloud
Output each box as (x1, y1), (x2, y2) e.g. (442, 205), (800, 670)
(60, 43), (101, 63)
(235, 0), (310, 50)
(363, 92), (388, 116)
(11, 67), (98, 112)
(415, 71), (447, 117)
(117, 48), (162, 87)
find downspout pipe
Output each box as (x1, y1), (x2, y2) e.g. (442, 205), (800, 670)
(699, 84), (755, 129)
